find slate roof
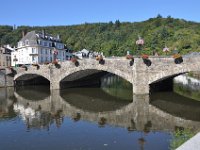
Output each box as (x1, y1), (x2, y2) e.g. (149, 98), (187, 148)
(19, 31), (63, 47)
(19, 31), (38, 47)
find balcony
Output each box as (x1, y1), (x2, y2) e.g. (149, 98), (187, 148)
(29, 53), (39, 56)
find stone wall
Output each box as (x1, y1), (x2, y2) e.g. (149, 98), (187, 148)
(0, 70), (14, 88)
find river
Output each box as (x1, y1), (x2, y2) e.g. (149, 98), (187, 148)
(0, 74), (200, 150)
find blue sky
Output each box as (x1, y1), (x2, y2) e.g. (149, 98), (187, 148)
(0, 0), (199, 26)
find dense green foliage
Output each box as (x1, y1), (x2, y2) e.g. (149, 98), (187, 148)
(1, 15), (200, 56)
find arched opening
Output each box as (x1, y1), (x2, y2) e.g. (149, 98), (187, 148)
(60, 69), (133, 102)
(149, 73), (184, 93)
(14, 74), (50, 87)
(60, 69), (132, 88)
(60, 69), (107, 88)
(150, 71), (200, 121)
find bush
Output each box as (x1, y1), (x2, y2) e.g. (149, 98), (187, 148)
(170, 128), (194, 150)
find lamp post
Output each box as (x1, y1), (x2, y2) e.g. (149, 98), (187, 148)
(13, 55), (18, 68)
(53, 49), (58, 62)
(136, 36), (144, 56)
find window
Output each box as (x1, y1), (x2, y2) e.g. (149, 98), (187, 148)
(44, 42), (47, 46)
(32, 48), (35, 53)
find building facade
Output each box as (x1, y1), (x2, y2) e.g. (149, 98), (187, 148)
(0, 45), (12, 68)
(11, 31), (67, 66)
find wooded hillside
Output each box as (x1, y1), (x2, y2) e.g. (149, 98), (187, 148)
(1, 15), (200, 56)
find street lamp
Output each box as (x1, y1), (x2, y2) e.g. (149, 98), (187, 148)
(136, 36), (144, 56)
(13, 55), (18, 68)
(53, 49), (58, 62)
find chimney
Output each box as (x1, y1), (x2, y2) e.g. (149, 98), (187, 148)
(22, 31), (25, 38)
(42, 29), (45, 38)
(57, 34), (60, 40)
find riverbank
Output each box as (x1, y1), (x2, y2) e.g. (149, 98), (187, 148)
(176, 132), (200, 150)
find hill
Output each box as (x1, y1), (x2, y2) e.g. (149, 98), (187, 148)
(1, 15), (200, 56)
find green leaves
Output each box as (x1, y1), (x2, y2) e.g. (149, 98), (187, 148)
(170, 128), (195, 150)
(1, 16), (200, 56)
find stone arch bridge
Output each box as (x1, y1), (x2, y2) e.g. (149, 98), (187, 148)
(14, 56), (200, 94)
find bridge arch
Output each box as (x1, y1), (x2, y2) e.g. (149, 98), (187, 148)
(14, 72), (50, 81)
(148, 64), (200, 84)
(14, 72), (50, 86)
(58, 66), (133, 85)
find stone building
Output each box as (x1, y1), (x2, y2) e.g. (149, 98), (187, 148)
(11, 30), (68, 66)
(0, 45), (12, 68)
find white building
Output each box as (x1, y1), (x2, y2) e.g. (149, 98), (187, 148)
(11, 31), (67, 66)
(73, 49), (90, 59)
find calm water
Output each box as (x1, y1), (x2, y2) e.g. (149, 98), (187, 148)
(0, 75), (200, 150)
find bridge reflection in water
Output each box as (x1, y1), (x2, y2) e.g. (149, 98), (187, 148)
(1, 86), (199, 133)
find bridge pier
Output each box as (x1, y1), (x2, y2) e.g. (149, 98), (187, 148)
(132, 58), (150, 94)
(132, 94), (150, 130)
(50, 81), (60, 90)
(132, 84), (149, 94)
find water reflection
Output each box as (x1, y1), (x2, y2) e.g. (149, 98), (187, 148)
(0, 86), (199, 133)
(174, 74), (200, 101)
(150, 92), (200, 121)
(101, 74), (132, 100)
(60, 88), (131, 112)
(15, 86), (50, 101)
(0, 86), (200, 150)
(0, 88), (17, 119)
